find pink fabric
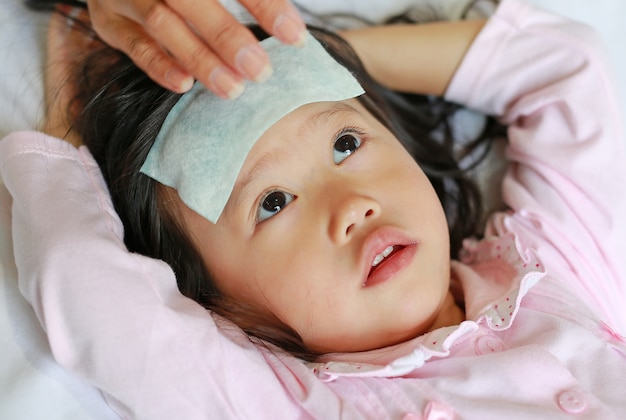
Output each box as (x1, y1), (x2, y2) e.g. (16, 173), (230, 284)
(1, 0), (625, 418)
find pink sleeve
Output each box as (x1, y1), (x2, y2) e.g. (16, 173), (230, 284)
(0, 132), (332, 418)
(445, 0), (626, 331)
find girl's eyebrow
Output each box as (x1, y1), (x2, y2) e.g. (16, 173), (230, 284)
(297, 102), (359, 138)
(229, 102), (361, 218)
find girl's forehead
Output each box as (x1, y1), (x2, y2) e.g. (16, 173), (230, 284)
(239, 100), (360, 171)
(267, 100), (361, 138)
(139, 33), (364, 224)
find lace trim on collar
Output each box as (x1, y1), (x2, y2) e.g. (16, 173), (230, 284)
(307, 233), (547, 382)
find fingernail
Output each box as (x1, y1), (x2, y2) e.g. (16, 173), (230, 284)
(273, 10), (307, 47)
(236, 44), (273, 83)
(166, 68), (194, 92)
(210, 66), (245, 99)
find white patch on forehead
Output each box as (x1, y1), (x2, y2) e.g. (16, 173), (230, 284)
(140, 32), (364, 223)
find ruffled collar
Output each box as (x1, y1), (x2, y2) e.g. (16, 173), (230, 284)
(307, 232), (546, 381)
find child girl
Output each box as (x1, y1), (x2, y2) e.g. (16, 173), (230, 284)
(2, 0), (626, 418)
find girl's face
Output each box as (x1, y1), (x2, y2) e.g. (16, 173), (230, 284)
(177, 99), (451, 353)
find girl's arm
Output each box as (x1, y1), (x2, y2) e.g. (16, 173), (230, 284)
(340, 19), (485, 96)
(444, 0), (626, 330)
(0, 132), (357, 418)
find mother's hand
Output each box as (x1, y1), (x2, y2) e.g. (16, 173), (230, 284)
(86, 0), (306, 98)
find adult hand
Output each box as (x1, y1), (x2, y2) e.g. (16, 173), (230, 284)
(85, 0), (306, 98)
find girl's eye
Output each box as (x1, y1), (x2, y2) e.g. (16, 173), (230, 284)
(257, 190), (295, 223)
(333, 132), (362, 164)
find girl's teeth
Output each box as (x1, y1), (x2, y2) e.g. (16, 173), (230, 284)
(372, 246), (394, 267)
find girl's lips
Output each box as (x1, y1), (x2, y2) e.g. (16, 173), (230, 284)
(360, 227), (418, 287)
(364, 245), (418, 287)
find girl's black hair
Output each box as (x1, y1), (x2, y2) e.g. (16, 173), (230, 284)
(41, 4), (496, 361)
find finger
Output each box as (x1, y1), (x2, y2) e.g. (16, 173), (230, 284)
(140, 2), (246, 98)
(95, 15), (195, 93)
(166, 0), (272, 84)
(87, 0), (195, 93)
(239, 0), (306, 46)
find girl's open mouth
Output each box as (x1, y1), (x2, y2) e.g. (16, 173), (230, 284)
(364, 244), (417, 287)
(368, 245), (403, 277)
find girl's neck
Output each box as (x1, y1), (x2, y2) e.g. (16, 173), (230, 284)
(316, 290), (466, 365)
(428, 291), (466, 332)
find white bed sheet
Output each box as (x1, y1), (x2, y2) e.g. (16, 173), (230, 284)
(1, 0), (624, 418)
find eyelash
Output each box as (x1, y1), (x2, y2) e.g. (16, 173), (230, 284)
(333, 126), (368, 148)
(332, 125), (367, 165)
(255, 188), (296, 224)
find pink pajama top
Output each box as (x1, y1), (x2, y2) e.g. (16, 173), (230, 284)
(1, 0), (625, 418)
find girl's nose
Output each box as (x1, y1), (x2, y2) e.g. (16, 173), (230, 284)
(328, 193), (381, 245)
